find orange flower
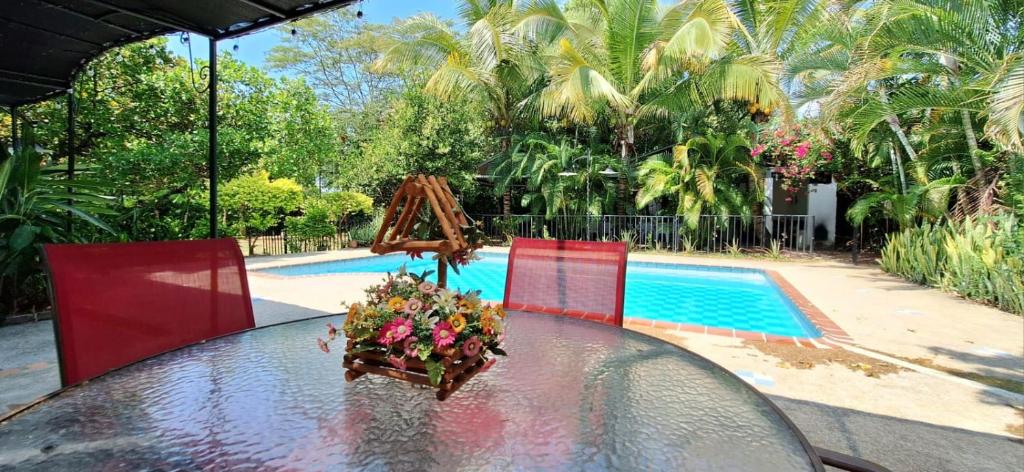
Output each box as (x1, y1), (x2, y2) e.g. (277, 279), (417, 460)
(450, 313), (467, 333)
(480, 314), (494, 335)
(494, 305), (506, 319)
(387, 296), (406, 312)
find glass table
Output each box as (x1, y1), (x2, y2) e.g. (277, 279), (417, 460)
(0, 312), (824, 471)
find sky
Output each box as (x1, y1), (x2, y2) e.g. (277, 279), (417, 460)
(166, 0), (459, 70)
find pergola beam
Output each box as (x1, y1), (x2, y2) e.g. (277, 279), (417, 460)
(78, 0), (213, 37)
(0, 17), (104, 48)
(34, 0), (144, 36)
(0, 69), (67, 87)
(235, 0), (288, 19)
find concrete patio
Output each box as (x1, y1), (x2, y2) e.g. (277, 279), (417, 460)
(2, 247), (1022, 471)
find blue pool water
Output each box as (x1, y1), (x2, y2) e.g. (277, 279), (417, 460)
(261, 252), (821, 338)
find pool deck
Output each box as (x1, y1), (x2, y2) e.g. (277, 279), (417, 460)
(3, 247), (1023, 470)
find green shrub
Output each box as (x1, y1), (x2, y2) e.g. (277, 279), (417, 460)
(319, 191), (373, 225)
(285, 202), (336, 252)
(348, 210), (385, 246)
(880, 217), (1024, 314)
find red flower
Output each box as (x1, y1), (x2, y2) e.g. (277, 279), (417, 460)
(406, 250), (424, 260)
(388, 355), (407, 370)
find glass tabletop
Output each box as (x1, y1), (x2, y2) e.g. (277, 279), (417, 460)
(0, 312), (822, 471)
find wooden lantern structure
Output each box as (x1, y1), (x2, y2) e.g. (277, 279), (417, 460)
(345, 175), (486, 400)
(370, 174), (478, 288)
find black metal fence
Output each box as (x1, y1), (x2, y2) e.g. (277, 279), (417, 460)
(240, 231), (354, 256)
(475, 214), (815, 253)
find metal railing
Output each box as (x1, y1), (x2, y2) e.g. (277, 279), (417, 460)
(240, 231), (354, 256)
(475, 214), (815, 253)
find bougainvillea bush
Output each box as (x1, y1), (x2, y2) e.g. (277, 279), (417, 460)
(319, 266), (506, 385)
(752, 122), (838, 202)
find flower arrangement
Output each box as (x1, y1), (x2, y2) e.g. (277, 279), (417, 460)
(320, 266), (506, 390)
(753, 122), (837, 202)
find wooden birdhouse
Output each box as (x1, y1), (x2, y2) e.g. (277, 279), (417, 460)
(371, 175), (480, 288)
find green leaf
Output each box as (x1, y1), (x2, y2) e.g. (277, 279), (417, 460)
(9, 225), (38, 252)
(489, 346), (508, 357)
(417, 347), (431, 361)
(425, 358), (445, 386)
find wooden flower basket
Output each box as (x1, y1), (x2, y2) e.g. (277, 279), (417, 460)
(342, 340), (486, 401)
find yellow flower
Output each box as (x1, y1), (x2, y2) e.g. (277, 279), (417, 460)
(450, 313), (467, 333)
(387, 296), (406, 312)
(480, 313), (494, 334)
(345, 303), (362, 326)
(458, 298), (478, 313)
(494, 305), (506, 319)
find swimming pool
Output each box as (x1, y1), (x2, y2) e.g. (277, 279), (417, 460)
(260, 252), (821, 338)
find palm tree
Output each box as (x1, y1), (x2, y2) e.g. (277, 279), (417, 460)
(493, 134), (621, 218)
(636, 132), (760, 228)
(373, 1), (543, 214)
(802, 0), (1024, 171)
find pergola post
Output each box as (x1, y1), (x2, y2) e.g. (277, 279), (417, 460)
(208, 39), (218, 239)
(9, 105), (17, 153)
(66, 89), (76, 234)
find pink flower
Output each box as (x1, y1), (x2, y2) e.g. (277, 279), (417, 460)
(403, 298), (424, 316)
(774, 129), (785, 138)
(391, 317), (414, 342)
(403, 336), (420, 357)
(326, 323), (338, 339)
(317, 338), (330, 353)
(388, 355), (407, 370)
(780, 138), (793, 147)
(377, 324), (395, 346)
(462, 336), (482, 357)
(480, 358), (497, 372)
(821, 151), (833, 161)
(418, 281), (437, 295)
(795, 143), (810, 158)
(433, 321), (456, 348)
(750, 144), (765, 157)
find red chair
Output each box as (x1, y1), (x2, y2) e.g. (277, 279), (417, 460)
(44, 239), (256, 386)
(503, 238), (627, 327)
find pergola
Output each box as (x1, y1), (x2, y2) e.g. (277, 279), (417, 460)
(0, 0), (356, 237)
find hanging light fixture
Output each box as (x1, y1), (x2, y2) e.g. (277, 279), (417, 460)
(599, 167), (619, 176)
(356, 0), (364, 18)
(291, 27), (298, 36)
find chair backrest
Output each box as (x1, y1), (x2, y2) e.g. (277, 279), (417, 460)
(44, 238), (256, 386)
(503, 238), (627, 327)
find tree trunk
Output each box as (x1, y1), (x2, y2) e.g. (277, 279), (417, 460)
(878, 86), (918, 162)
(617, 121), (635, 215)
(960, 110), (984, 175)
(891, 144), (908, 194)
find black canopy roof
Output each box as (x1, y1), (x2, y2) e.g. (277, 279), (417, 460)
(0, 0), (355, 106)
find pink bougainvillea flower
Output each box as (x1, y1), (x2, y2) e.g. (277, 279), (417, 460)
(418, 281), (437, 295)
(750, 144), (765, 157)
(480, 358), (497, 372)
(403, 336), (420, 357)
(433, 321), (456, 348)
(317, 337), (330, 353)
(462, 336), (482, 357)
(388, 355), (407, 370)
(795, 142), (810, 158)
(780, 138), (793, 146)
(403, 298), (424, 316)
(391, 317), (414, 342)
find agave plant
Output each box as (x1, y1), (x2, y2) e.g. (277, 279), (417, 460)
(1, 136), (116, 316)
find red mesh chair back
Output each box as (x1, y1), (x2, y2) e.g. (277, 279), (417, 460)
(44, 239), (256, 386)
(503, 238), (627, 327)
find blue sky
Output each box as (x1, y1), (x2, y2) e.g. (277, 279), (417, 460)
(166, 1), (458, 69)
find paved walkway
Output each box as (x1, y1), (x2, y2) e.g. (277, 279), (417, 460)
(2, 247), (1022, 471)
